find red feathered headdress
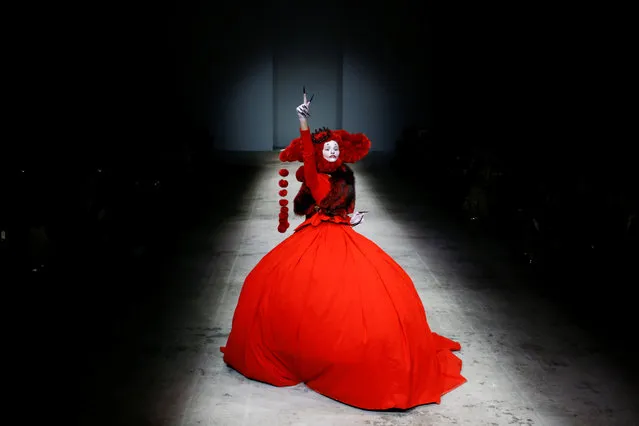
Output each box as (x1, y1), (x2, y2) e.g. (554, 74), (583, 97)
(279, 127), (371, 164)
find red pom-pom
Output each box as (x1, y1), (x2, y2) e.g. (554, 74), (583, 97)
(279, 168), (289, 177)
(280, 206), (289, 213)
(295, 166), (305, 182)
(279, 199), (288, 206)
(277, 221), (289, 232)
(279, 189), (288, 197)
(279, 137), (304, 163)
(279, 179), (288, 188)
(279, 212), (287, 220)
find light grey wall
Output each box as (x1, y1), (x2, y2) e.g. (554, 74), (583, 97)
(341, 52), (395, 153)
(207, 8), (432, 152)
(273, 36), (342, 149)
(210, 51), (274, 151)
(341, 15), (432, 153)
(341, 56), (432, 152)
(215, 53), (273, 151)
(206, 11), (275, 152)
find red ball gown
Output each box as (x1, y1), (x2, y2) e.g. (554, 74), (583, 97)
(221, 129), (466, 410)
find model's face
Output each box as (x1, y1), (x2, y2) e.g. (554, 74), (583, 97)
(322, 141), (340, 162)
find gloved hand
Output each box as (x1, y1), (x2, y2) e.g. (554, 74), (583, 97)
(350, 211), (368, 226)
(296, 86), (313, 119)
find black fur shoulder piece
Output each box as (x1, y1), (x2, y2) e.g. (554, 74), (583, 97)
(293, 165), (355, 216)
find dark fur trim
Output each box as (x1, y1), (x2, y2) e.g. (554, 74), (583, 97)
(293, 165), (355, 217)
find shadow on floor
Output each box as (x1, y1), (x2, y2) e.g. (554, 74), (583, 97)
(363, 158), (638, 382)
(10, 158), (263, 424)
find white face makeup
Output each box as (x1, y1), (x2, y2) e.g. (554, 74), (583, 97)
(322, 140), (340, 162)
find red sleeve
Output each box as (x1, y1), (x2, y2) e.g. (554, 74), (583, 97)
(301, 128), (319, 193)
(300, 128), (331, 202)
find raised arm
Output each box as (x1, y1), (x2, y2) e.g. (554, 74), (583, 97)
(296, 89), (320, 196)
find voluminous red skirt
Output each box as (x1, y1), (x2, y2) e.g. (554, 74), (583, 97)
(221, 218), (466, 410)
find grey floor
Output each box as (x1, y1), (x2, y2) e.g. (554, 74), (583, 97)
(79, 152), (638, 426)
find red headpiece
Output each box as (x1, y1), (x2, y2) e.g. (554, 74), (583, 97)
(276, 127), (371, 233)
(279, 127), (371, 165)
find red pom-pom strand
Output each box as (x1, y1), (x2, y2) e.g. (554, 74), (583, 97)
(277, 168), (291, 233)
